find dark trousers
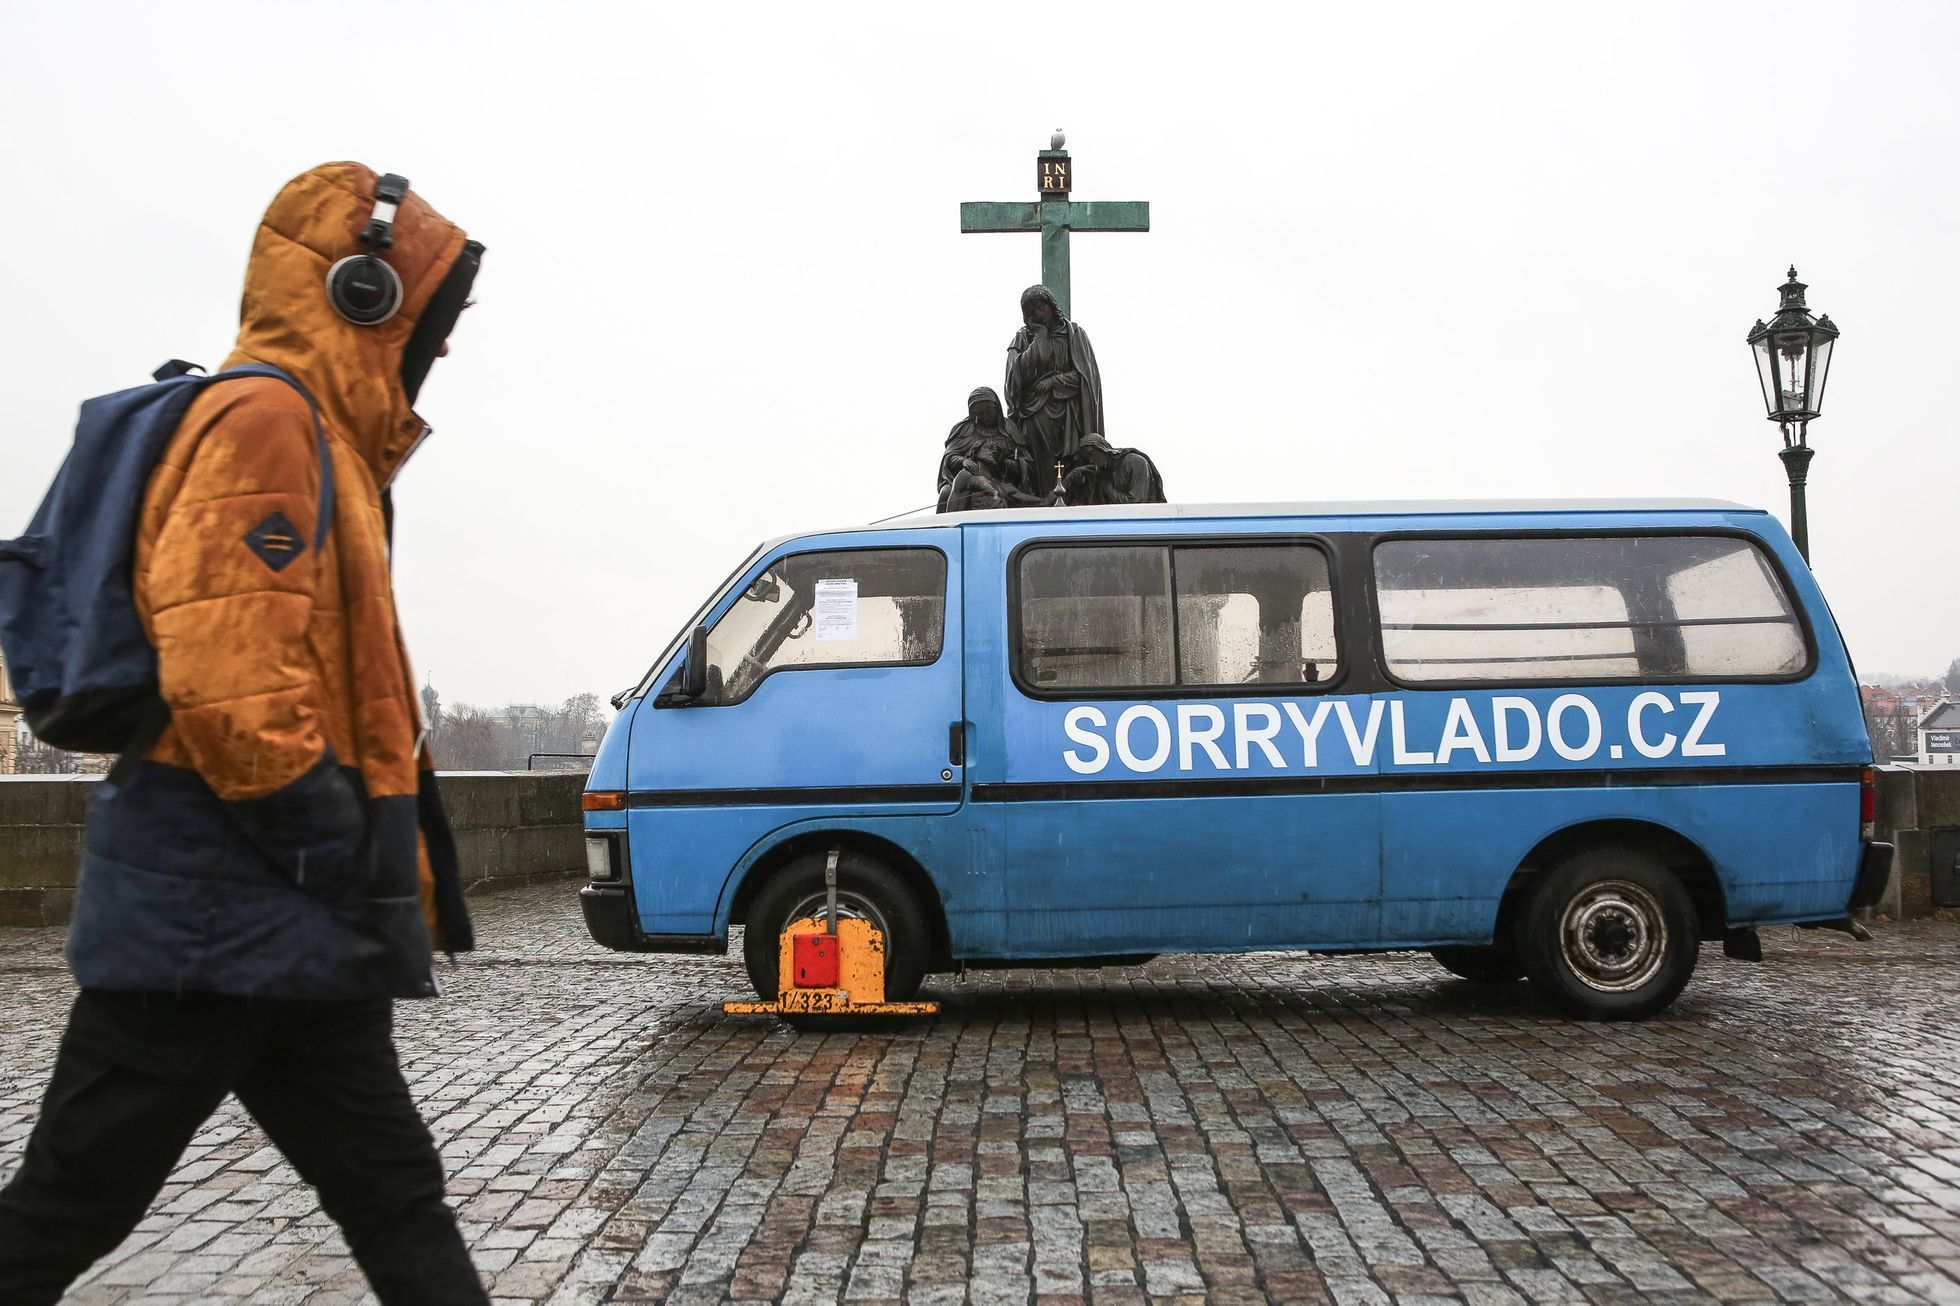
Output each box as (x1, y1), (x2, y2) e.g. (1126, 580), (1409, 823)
(0, 991), (486, 1305)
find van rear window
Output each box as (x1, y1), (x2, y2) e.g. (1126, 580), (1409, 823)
(1017, 542), (1338, 693)
(1372, 534), (1807, 685)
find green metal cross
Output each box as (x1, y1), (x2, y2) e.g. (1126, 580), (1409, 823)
(959, 142), (1149, 320)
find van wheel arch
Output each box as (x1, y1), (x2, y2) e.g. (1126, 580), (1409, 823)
(1500, 820), (1727, 944)
(729, 832), (953, 971)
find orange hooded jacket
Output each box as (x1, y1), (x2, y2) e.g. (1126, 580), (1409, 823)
(67, 164), (479, 999)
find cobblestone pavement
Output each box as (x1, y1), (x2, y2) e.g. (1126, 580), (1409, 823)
(3, 885), (1959, 1304)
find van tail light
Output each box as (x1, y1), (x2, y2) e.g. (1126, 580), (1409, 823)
(1860, 766), (1877, 840)
(582, 790), (625, 812)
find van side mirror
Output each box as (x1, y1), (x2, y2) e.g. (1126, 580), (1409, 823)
(682, 626), (710, 700)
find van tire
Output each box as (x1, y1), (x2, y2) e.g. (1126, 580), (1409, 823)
(1515, 847), (1698, 1021)
(1429, 945), (1523, 983)
(742, 851), (929, 1003)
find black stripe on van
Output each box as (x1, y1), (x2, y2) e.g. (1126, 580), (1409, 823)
(968, 764), (1863, 804)
(623, 765), (1861, 810)
(628, 785), (954, 809)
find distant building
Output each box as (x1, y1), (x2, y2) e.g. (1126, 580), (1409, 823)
(0, 648), (117, 777)
(0, 647), (18, 774)
(497, 703), (551, 761)
(1861, 684), (1933, 762)
(1920, 698), (1960, 767)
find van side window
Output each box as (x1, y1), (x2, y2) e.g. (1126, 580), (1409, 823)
(705, 548), (945, 704)
(1019, 542), (1338, 692)
(1373, 535), (1807, 684)
(1020, 546), (1173, 689)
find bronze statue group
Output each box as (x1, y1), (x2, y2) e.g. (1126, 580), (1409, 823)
(937, 285), (1165, 512)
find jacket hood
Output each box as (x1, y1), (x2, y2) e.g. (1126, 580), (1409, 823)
(224, 162), (479, 485)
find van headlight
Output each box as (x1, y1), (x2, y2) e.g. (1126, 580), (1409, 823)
(585, 835), (624, 883)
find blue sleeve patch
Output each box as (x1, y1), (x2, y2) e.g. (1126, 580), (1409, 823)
(244, 511), (306, 572)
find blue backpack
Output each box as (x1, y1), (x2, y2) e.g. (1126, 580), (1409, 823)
(0, 361), (333, 754)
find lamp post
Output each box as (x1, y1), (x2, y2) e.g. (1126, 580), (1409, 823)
(1747, 267), (1838, 561)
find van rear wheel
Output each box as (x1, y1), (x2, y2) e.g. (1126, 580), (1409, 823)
(742, 851), (929, 1003)
(1515, 847), (1698, 1021)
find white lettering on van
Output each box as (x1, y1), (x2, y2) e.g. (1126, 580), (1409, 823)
(1436, 698), (1493, 764)
(1281, 699), (1334, 767)
(1115, 705), (1172, 772)
(1178, 704), (1229, 771)
(1389, 700), (1436, 765)
(1628, 691), (1676, 759)
(1333, 700), (1384, 767)
(1492, 697), (1541, 762)
(1548, 694), (1603, 761)
(1678, 690), (1726, 757)
(1062, 706), (1110, 775)
(1233, 702), (1286, 769)
(1053, 688), (1732, 776)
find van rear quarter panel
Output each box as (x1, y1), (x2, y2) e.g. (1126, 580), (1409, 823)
(1377, 781), (1862, 941)
(1367, 508), (1870, 938)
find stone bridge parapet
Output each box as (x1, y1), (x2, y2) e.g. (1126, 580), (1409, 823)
(0, 771), (585, 927)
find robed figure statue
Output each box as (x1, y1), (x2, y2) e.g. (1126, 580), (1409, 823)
(1004, 284), (1104, 493)
(937, 386), (1044, 512)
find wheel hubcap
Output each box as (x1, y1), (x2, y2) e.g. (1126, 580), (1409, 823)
(784, 889), (890, 944)
(1558, 879), (1667, 993)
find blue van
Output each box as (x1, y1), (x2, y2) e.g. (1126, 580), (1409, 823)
(580, 500), (1891, 1020)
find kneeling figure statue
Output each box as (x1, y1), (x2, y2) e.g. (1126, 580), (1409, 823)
(1052, 434), (1166, 506)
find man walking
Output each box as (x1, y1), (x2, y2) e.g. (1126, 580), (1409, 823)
(0, 164), (488, 1303)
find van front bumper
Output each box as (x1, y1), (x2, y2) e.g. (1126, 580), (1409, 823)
(1848, 841), (1894, 913)
(579, 885), (723, 955)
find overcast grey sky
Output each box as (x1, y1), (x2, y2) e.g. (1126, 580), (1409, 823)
(3, 0), (1956, 708)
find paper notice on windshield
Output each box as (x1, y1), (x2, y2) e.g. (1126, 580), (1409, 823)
(813, 578), (859, 641)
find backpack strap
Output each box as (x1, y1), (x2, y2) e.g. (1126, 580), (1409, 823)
(209, 363), (335, 551)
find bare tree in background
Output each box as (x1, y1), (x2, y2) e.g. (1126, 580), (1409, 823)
(1863, 702), (1913, 761)
(429, 695), (614, 770)
(558, 693), (605, 755)
(2, 693), (614, 776)
(439, 704), (509, 771)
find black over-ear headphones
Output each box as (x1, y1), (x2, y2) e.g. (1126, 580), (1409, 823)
(325, 172), (409, 326)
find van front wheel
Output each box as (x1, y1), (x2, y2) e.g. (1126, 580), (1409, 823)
(1516, 848), (1698, 1021)
(742, 852), (930, 1003)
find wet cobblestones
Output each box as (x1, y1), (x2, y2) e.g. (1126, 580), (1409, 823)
(3, 884), (1958, 1303)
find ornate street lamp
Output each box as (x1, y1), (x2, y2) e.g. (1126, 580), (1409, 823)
(1747, 267), (1838, 561)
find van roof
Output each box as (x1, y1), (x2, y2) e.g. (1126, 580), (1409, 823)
(829, 498), (1762, 538)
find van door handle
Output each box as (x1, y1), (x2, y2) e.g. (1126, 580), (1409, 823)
(948, 721), (966, 767)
